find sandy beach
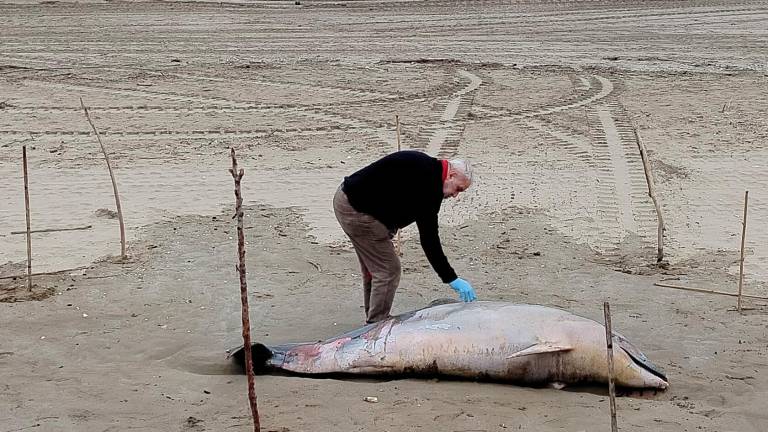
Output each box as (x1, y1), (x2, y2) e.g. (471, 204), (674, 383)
(1, 1), (767, 430)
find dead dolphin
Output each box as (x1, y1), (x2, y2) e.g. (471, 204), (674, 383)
(230, 301), (668, 389)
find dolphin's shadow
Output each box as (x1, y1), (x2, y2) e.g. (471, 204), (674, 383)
(233, 363), (668, 400)
(561, 384), (670, 400)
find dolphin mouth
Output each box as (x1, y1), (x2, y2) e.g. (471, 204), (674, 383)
(612, 332), (668, 385)
(619, 345), (668, 384)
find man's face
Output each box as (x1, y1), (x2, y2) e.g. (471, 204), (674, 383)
(443, 172), (471, 199)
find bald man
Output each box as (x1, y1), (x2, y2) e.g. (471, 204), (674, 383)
(333, 150), (477, 324)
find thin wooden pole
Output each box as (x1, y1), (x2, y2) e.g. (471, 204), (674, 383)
(11, 225), (92, 235)
(633, 126), (664, 263)
(0, 266), (88, 281)
(394, 114), (403, 257)
(603, 302), (618, 432)
(22, 146), (32, 292)
(653, 282), (768, 301)
(80, 98), (127, 259)
(737, 191), (749, 312)
(395, 114), (402, 152)
(229, 148), (260, 432)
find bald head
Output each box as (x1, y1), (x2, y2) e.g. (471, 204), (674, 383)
(443, 159), (473, 199)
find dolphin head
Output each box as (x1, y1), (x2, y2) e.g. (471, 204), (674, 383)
(612, 333), (669, 389)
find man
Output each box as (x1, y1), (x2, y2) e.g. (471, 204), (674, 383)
(333, 150), (477, 324)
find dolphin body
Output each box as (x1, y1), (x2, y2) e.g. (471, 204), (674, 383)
(230, 301), (668, 389)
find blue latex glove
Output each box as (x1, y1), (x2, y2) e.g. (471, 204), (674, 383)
(449, 278), (477, 302)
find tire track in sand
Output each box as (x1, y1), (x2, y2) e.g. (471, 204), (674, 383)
(0, 55), (452, 109)
(514, 72), (656, 255)
(0, 126), (372, 141)
(585, 99), (658, 255)
(412, 69), (482, 158)
(471, 73), (613, 122)
(1, 79), (389, 138)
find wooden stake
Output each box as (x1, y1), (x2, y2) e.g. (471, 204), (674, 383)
(603, 302), (618, 432)
(394, 114), (403, 257)
(229, 148), (261, 432)
(738, 191), (749, 312)
(632, 126), (664, 263)
(11, 225), (92, 235)
(22, 146), (32, 292)
(395, 114), (402, 153)
(0, 266), (89, 281)
(652, 282), (768, 301)
(80, 98), (127, 259)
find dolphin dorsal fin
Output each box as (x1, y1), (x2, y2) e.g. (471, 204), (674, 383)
(506, 341), (573, 359)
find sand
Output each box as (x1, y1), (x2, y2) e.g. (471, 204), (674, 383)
(1, 1), (767, 431)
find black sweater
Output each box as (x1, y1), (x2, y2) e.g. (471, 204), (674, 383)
(342, 151), (458, 283)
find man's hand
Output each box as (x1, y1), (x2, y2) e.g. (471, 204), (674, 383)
(448, 278), (477, 302)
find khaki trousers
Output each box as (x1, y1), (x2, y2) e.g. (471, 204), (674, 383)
(333, 186), (401, 324)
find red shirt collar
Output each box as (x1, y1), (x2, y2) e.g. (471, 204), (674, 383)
(441, 159), (449, 183)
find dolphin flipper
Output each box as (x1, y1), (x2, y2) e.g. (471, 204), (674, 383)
(506, 341), (573, 359)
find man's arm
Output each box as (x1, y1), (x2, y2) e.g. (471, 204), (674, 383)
(416, 213), (458, 283)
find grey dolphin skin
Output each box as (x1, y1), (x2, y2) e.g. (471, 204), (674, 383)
(230, 301), (668, 389)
